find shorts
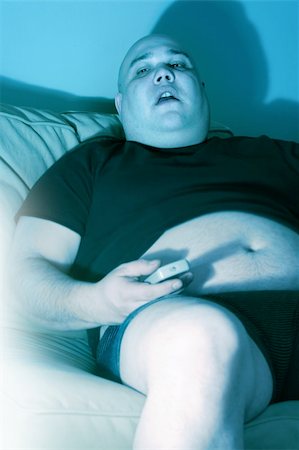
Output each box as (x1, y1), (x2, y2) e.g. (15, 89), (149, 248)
(87, 290), (299, 404)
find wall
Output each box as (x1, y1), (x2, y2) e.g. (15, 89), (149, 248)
(1, 0), (298, 141)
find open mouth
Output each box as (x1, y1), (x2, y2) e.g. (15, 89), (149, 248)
(156, 91), (179, 104)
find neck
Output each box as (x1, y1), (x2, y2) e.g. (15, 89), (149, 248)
(125, 128), (208, 149)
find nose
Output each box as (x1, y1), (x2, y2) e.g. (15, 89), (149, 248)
(154, 65), (175, 84)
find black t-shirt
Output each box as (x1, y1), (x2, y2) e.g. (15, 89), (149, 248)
(16, 135), (299, 281)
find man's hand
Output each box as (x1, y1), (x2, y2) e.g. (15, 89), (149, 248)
(93, 259), (188, 324)
(10, 218), (192, 330)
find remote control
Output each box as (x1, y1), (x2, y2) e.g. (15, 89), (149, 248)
(144, 259), (190, 284)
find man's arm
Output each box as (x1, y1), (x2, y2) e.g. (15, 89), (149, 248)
(8, 217), (182, 331)
(8, 216), (99, 330)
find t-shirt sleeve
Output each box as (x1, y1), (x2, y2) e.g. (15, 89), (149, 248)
(276, 137), (299, 175)
(15, 143), (96, 236)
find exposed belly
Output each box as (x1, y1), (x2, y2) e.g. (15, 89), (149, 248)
(142, 212), (299, 294)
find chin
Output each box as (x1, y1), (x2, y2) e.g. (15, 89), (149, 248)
(153, 113), (187, 131)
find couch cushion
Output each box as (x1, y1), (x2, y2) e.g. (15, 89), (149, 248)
(1, 327), (143, 450)
(244, 401), (299, 449)
(2, 326), (299, 450)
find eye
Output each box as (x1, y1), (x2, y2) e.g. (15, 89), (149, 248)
(169, 62), (187, 70)
(136, 67), (150, 76)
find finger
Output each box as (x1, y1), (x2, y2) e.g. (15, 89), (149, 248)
(115, 259), (161, 277)
(179, 271), (194, 287)
(130, 277), (184, 302)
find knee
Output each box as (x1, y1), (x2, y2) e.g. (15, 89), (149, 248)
(145, 300), (248, 374)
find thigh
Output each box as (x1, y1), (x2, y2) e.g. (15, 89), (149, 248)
(118, 296), (273, 419)
(96, 291), (299, 402)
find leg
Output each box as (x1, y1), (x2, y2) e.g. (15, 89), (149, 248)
(119, 297), (273, 450)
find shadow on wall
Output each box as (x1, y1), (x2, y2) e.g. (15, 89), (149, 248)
(0, 76), (117, 114)
(1, 0), (298, 141)
(152, 0), (299, 142)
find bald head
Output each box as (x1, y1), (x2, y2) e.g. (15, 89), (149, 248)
(117, 34), (191, 92)
(115, 34), (210, 148)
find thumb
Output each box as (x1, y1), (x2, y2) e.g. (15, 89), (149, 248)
(115, 259), (161, 278)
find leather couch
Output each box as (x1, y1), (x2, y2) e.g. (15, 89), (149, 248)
(1, 103), (298, 449)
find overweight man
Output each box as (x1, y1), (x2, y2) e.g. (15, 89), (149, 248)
(10, 34), (299, 449)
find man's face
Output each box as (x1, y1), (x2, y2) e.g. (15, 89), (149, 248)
(115, 35), (210, 148)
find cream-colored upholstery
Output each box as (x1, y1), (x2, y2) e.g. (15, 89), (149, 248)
(1, 103), (298, 449)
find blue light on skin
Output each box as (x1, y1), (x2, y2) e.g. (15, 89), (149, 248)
(115, 34), (210, 149)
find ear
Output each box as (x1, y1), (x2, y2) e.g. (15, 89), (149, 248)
(115, 93), (122, 115)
